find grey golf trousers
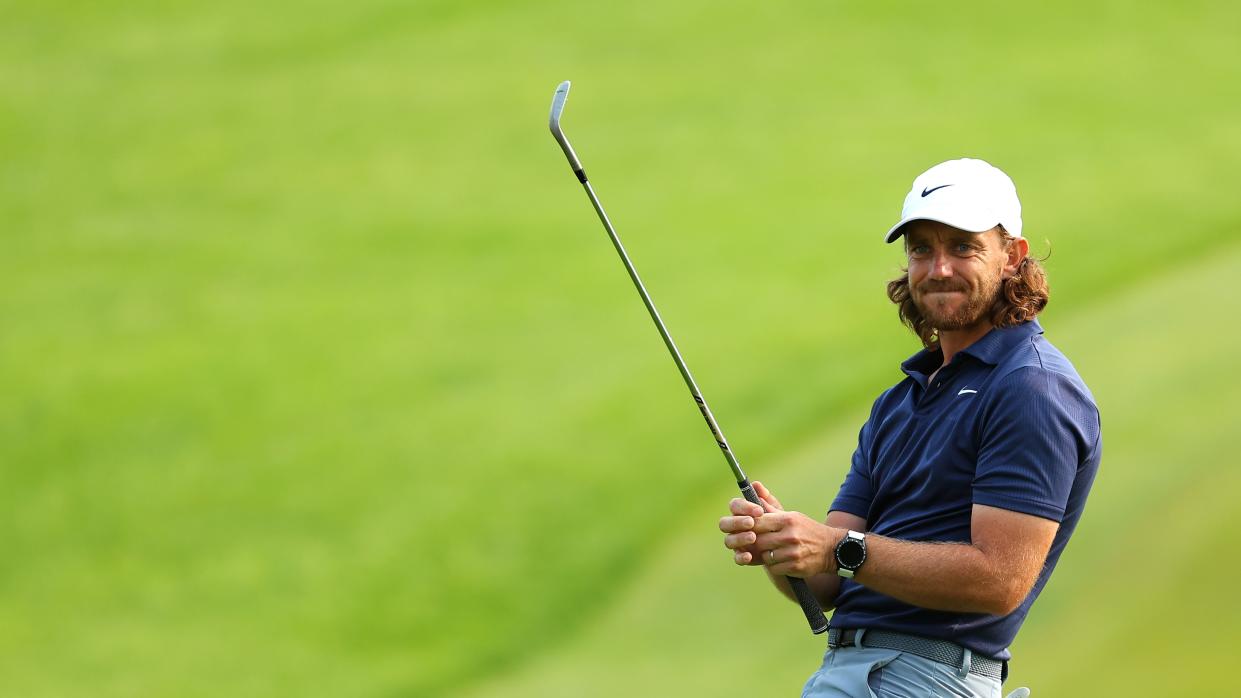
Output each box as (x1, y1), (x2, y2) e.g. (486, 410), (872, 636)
(802, 644), (1002, 698)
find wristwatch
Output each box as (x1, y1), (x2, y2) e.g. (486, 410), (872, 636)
(834, 530), (867, 578)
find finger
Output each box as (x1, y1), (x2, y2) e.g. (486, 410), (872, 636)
(723, 531), (757, 550)
(734, 550), (754, 566)
(753, 481), (784, 512)
(763, 547), (780, 566)
(769, 561), (806, 578)
(718, 515), (755, 533)
(729, 497), (764, 517)
(751, 512), (789, 534)
(753, 531), (786, 550)
(767, 553), (810, 578)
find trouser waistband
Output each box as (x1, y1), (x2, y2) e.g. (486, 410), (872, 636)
(827, 628), (1007, 682)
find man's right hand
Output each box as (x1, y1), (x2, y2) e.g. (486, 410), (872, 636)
(719, 481), (784, 566)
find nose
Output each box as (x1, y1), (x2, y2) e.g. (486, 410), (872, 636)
(928, 249), (954, 280)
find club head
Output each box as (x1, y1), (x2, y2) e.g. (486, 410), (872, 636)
(548, 80), (584, 176)
(549, 80), (570, 134)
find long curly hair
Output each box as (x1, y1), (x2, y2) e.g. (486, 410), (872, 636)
(886, 228), (1049, 350)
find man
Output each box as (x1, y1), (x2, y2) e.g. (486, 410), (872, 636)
(720, 159), (1101, 697)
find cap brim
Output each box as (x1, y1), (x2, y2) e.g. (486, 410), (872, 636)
(883, 213), (999, 243)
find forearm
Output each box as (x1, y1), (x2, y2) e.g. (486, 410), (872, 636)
(734, 498), (1052, 617)
(766, 568), (841, 609)
(852, 534), (1026, 615)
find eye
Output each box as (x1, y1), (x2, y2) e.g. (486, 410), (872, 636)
(909, 244), (931, 257)
(954, 242), (975, 254)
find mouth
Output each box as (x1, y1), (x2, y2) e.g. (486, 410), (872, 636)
(920, 288), (966, 299)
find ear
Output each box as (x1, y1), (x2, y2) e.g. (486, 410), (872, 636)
(1003, 237), (1029, 279)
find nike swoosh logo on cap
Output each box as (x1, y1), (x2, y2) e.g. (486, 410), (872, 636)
(921, 184), (952, 197)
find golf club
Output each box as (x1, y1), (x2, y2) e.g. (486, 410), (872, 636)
(548, 80), (828, 635)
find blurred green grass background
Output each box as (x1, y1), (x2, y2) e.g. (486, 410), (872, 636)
(2, 1), (1238, 696)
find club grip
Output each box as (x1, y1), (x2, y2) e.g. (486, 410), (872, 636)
(739, 480), (829, 635)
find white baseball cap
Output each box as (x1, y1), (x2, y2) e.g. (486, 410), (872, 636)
(883, 158), (1023, 243)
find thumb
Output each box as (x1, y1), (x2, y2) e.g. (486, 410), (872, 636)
(752, 481), (784, 512)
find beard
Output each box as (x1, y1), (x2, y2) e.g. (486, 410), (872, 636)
(912, 273), (1001, 333)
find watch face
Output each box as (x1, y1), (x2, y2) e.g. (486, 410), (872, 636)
(838, 539), (865, 568)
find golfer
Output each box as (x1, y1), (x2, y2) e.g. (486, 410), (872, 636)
(720, 158), (1101, 697)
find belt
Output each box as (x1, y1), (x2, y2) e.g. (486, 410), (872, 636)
(827, 628), (1007, 681)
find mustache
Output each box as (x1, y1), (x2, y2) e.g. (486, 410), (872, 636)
(916, 280), (970, 294)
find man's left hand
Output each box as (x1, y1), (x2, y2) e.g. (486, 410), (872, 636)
(752, 510), (844, 578)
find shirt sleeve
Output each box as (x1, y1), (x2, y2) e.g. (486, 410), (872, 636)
(831, 401), (880, 519)
(972, 365), (1100, 522)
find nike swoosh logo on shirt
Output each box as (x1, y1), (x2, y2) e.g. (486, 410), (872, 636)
(957, 389), (978, 396)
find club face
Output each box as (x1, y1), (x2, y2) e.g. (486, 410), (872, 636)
(549, 80), (570, 134)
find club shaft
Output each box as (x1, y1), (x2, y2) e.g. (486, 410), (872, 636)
(549, 80), (827, 635)
(579, 179), (747, 483)
(575, 173), (829, 635)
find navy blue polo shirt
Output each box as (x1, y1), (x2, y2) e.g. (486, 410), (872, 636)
(829, 319), (1101, 660)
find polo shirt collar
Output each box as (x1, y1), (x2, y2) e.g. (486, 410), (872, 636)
(959, 319), (1044, 366)
(899, 319), (1045, 385)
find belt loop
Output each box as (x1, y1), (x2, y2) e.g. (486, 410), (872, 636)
(853, 628), (867, 649)
(957, 648), (972, 679)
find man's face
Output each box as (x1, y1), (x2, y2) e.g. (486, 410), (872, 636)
(904, 221), (1014, 333)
